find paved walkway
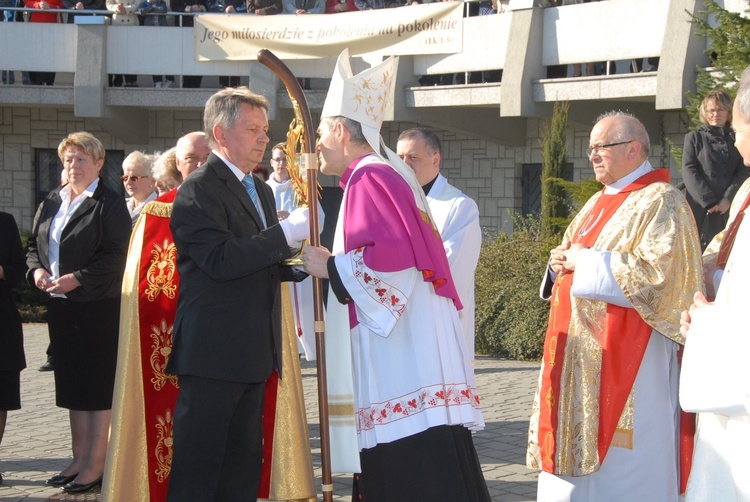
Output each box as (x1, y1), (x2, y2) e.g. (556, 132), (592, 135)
(0, 324), (540, 501)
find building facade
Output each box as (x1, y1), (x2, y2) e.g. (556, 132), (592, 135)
(0, 0), (747, 234)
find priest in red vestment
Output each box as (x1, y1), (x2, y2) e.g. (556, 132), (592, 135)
(528, 112), (703, 502)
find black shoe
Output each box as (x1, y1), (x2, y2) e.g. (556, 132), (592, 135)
(0, 471), (3, 484)
(62, 476), (102, 493)
(45, 473), (77, 486)
(38, 357), (53, 372)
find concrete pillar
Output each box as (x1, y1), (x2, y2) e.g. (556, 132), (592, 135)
(500, 6), (548, 118)
(249, 62), (281, 121)
(656, 0), (708, 110)
(74, 21), (109, 117)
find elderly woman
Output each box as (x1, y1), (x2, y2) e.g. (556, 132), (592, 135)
(683, 88), (749, 249)
(122, 150), (157, 226)
(26, 132), (130, 494)
(151, 147), (182, 196)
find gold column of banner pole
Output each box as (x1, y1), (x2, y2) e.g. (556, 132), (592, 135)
(257, 49), (333, 502)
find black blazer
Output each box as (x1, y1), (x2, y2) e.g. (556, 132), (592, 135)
(0, 212), (26, 372)
(25, 181), (131, 302)
(167, 153), (297, 384)
(683, 124), (748, 210)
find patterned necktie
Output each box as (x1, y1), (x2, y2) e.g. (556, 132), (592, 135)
(716, 191), (750, 269)
(241, 174), (266, 227)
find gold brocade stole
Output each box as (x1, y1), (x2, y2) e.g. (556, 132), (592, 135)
(538, 169), (668, 474)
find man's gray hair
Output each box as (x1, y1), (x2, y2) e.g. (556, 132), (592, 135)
(595, 110), (650, 156)
(324, 116), (369, 147)
(203, 87), (270, 149)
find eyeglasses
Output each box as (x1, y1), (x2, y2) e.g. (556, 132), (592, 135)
(271, 157), (287, 163)
(121, 175), (147, 182)
(706, 108), (728, 115)
(586, 140), (633, 157)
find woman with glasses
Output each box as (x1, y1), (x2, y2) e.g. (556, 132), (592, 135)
(26, 132), (131, 494)
(683, 88), (748, 249)
(121, 150), (158, 226)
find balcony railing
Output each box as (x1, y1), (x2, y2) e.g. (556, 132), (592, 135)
(0, 0), (738, 116)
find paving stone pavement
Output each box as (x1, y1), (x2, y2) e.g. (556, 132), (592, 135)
(0, 324), (540, 501)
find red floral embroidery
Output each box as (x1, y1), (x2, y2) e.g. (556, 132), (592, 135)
(357, 384), (481, 431)
(350, 248), (406, 319)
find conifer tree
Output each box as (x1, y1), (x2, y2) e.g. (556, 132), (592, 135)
(688, 0), (750, 126)
(540, 100), (571, 238)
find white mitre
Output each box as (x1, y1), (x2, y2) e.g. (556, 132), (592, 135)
(321, 48), (433, 216)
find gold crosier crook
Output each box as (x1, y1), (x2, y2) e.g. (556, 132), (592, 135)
(257, 49), (333, 502)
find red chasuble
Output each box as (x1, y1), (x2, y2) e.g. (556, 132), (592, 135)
(538, 169), (668, 475)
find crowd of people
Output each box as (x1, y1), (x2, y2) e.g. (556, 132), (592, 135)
(1, 48), (750, 502)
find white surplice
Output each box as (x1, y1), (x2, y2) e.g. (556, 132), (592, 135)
(325, 154), (484, 472)
(427, 174), (481, 359)
(680, 205), (750, 501)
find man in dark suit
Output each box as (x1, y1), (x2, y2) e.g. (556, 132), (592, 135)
(165, 87), (309, 501)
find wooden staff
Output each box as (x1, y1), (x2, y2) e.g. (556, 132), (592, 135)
(257, 49), (334, 502)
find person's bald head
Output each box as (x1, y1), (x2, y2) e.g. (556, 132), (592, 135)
(175, 131), (210, 180)
(587, 112), (650, 185)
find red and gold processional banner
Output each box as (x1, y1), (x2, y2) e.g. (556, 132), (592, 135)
(103, 192), (316, 502)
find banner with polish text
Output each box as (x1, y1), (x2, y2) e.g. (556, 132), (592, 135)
(194, 2), (463, 61)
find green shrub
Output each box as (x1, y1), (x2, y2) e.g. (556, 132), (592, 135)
(14, 232), (46, 323)
(475, 217), (556, 361)
(14, 282), (46, 323)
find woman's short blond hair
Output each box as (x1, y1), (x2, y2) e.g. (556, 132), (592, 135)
(57, 132), (106, 162)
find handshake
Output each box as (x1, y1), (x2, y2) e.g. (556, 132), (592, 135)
(279, 207), (311, 246)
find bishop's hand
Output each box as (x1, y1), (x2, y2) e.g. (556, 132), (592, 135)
(302, 245), (331, 279)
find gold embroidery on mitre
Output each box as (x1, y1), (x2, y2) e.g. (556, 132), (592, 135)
(154, 408), (175, 483)
(351, 70), (390, 125)
(150, 319), (179, 391)
(144, 239), (177, 301)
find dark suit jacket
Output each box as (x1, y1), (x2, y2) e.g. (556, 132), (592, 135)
(0, 211), (26, 372)
(25, 181), (131, 302)
(167, 153), (296, 384)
